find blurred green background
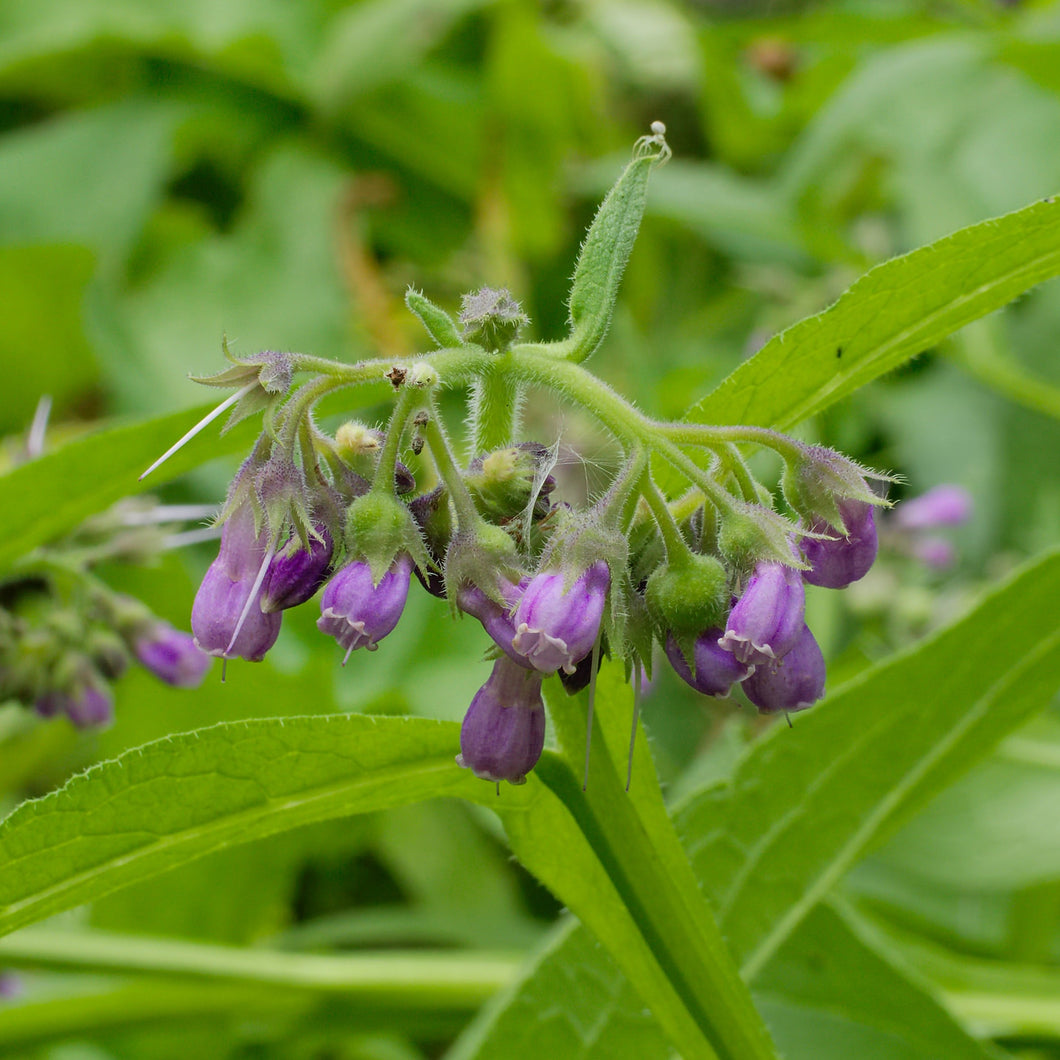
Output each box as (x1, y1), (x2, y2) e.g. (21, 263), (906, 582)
(2, 0), (1060, 1057)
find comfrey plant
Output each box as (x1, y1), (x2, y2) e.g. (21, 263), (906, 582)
(145, 125), (890, 785)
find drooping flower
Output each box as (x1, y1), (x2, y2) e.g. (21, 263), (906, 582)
(741, 623), (825, 714)
(456, 657), (546, 784)
(191, 559), (282, 661)
(665, 631), (751, 698)
(802, 499), (878, 589)
(134, 623), (211, 687)
(718, 560), (805, 665)
(63, 683), (115, 728)
(260, 526), (334, 612)
(317, 554), (412, 660)
(511, 561), (610, 675)
(457, 579), (530, 668)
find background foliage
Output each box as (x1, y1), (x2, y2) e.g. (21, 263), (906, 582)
(1, 1), (1059, 1057)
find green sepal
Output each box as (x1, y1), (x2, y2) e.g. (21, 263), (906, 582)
(562, 126), (669, 364)
(645, 553), (728, 637)
(717, 502), (808, 576)
(405, 287), (464, 349)
(781, 444), (894, 530)
(443, 523), (522, 612)
(344, 492), (430, 584)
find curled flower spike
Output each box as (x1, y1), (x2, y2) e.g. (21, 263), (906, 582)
(802, 499), (878, 589)
(511, 561), (610, 675)
(742, 624), (825, 714)
(317, 554), (412, 661)
(457, 657), (546, 785)
(665, 631), (751, 698)
(719, 560), (805, 665)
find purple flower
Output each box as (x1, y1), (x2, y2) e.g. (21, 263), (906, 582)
(665, 631), (752, 698)
(457, 579), (532, 669)
(191, 559), (282, 661)
(913, 537), (956, 570)
(719, 561), (805, 665)
(894, 485), (971, 531)
(134, 623), (211, 687)
(742, 624), (825, 714)
(216, 503), (269, 580)
(511, 561), (610, 675)
(64, 683), (114, 728)
(802, 499), (878, 589)
(261, 526), (334, 612)
(457, 657), (546, 784)
(317, 554), (412, 660)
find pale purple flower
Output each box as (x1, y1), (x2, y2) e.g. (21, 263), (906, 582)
(894, 485), (972, 531)
(457, 579), (531, 669)
(802, 499), (878, 589)
(457, 657), (546, 784)
(666, 631), (752, 698)
(64, 684), (114, 728)
(191, 559), (282, 661)
(719, 561), (805, 665)
(742, 624), (825, 714)
(317, 554), (412, 660)
(134, 623), (211, 687)
(511, 562), (610, 675)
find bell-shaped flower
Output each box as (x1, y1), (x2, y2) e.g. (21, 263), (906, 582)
(665, 631), (752, 698)
(802, 499), (878, 589)
(317, 554), (412, 661)
(742, 623), (825, 714)
(64, 683), (115, 728)
(719, 561), (804, 665)
(511, 561), (610, 675)
(134, 623), (211, 687)
(457, 578), (531, 669)
(261, 526), (334, 612)
(456, 657), (546, 784)
(191, 559), (282, 661)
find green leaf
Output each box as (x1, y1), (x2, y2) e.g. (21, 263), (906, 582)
(684, 197), (1060, 432)
(0, 403), (256, 576)
(752, 902), (996, 1060)
(0, 715), (495, 938)
(675, 546), (1060, 980)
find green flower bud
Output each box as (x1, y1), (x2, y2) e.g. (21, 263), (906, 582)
(344, 493), (427, 583)
(645, 553), (728, 636)
(459, 287), (528, 351)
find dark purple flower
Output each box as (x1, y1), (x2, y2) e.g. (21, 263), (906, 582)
(134, 623), (211, 687)
(64, 683), (114, 728)
(318, 554), (412, 660)
(33, 690), (67, 719)
(742, 623), (825, 714)
(261, 526), (333, 612)
(802, 499), (878, 589)
(191, 559), (282, 661)
(457, 579), (531, 669)
(511, 561), (610, 675)
(719, 561), (805, 665)
(665, 631), (752, 698)
(457, 657), (546, 784)
(894, 485), (972, 531)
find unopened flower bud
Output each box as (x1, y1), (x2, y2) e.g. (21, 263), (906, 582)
(64, 682), (115, 728)
(261, 526), (333, 612)
(645, 554), (728, 636)
(511, 561), (609, 675)
(719, 560), (804, 665)
(742, 623), (825, 714)
(459, 286), (529, 350)
(666, 631), (751, 698)
(802, 499), (878, 589)
(317, 554), (412, 659)
(457, 657), (546, 784)
(134, 623), (211, 687)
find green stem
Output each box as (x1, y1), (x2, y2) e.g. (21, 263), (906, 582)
(640, 472), (692, 564)
(470, 360), (520, 454)
(421, 407), (482, 532)
(370, 388), (418, 497)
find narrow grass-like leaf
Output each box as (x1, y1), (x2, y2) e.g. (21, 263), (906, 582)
(675, 547), (1060, 980)
(685, 197), (1060, 431)
(0, 404), (255, 574)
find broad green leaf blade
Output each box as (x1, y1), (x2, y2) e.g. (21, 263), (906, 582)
(0, 404), (255, 575)
(685, 197), (1060, 431)
(447, 919), (671, 1060)
(753, 902), (996, 1060)
(675, 547), (1060, 980)
(0, 715), (507, 938)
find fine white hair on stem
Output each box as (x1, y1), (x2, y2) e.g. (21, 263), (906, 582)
(140, 383), (255, 481)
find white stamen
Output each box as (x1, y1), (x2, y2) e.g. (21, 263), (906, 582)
(26, 395), (52, 459)
(224, 546), (274, 658)
(140, 383), (256, 481)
